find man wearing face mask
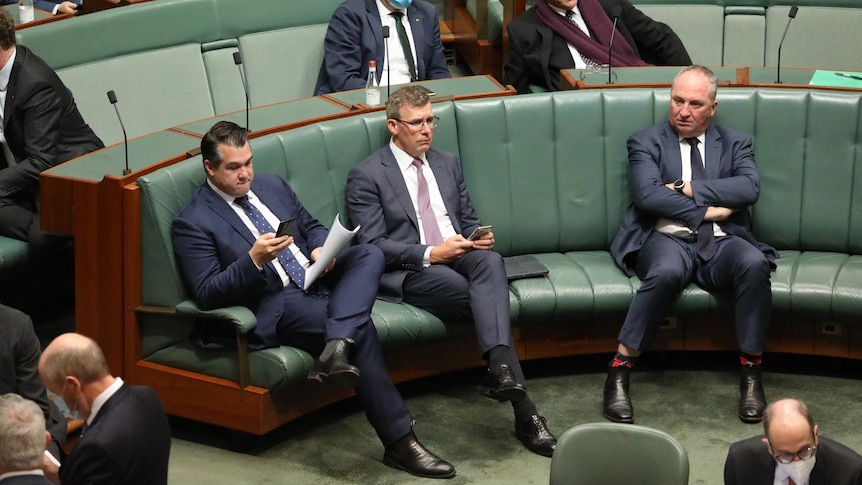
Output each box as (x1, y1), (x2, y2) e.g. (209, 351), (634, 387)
(38, 333), (171, 485)
(314, 0), (451, 95)
(724, 398), (862, 485)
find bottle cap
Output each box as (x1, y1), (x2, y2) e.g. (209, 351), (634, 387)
(369, 60), (377, 67)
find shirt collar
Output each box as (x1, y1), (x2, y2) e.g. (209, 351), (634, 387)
(87, 377), (123, 426)
(389, 139), (427, 173)
(376, 0), (406, 18)
(206, 179), (259, 206)
(679, 132), (706, 145)
(0, 48), (17, 92)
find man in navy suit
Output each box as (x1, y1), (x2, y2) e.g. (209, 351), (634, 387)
(0, 393), (54, 485)
(605, 65), (776, 425)
(725, 398), (862, 485)
(38, 333), (171, 485)
(346, 85), (557, 457)
(0, 1), (77, 15)
(171, 121), (454, 479)
(314, 0), (450, 95)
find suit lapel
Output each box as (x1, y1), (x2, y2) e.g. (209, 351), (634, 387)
(660, 122), (684, 180)
(381, 147), (421, 233)
(364, 0), (386, 73)
(3, 48), (24, 130)
(704, 124), (722, 179)
(538, 24), (557, 91)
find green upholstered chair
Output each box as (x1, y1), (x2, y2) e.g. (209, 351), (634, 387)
(549, 423), (689, 485)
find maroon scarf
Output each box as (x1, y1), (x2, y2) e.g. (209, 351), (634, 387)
(536, 0), (646, 67)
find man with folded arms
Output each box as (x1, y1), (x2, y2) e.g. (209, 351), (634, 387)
(725, 398), (862, 485)
(347, 85), (557, 457)
(606, 65), (776, 425)
(171, 121), (454, 479)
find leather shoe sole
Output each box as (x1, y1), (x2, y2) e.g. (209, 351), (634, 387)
(307, 367), (360, 388)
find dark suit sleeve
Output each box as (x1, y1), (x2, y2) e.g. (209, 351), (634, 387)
(318, 4), (369, 94)
(420, 5), (451, 81)
(0, 79), (66, 197)
(723, 444), (740, 485)
(691, 132), (759, 209)
(617, 0), (691, 66)
(60, 442), (120, 485)
(347, 163), (428, 271)
(504, 15), (543, 94)
(33, 0), (59, 13)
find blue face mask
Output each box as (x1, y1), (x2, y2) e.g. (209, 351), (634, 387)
(54, 381), (80, 421)
(389, 0), (413, 9)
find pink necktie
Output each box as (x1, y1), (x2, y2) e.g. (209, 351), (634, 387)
(412, 159), (444, 246)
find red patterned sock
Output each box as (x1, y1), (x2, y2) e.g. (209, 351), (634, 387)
(611, 352), (636, 368)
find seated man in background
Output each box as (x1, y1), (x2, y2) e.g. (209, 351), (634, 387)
(347, 86), (557, 458)
(0, 9), (103, 254)
(34, 1), (81, 15)
(171, 121), (455, 479)
(39, 333), (172, 485)
(314, 0), (450, 95)
(0, 393), (54, 485)
(504, 0), (691, 93)
(0, 304), (66, 481)
(725, 398), (862, 485)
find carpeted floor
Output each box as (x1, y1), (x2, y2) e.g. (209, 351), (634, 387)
(166, 352), (862, 484)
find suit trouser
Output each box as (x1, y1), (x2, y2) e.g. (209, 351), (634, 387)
(617, 232), (772, 353)
(275, 244), (412, 446)
(400, 249), (526, 384)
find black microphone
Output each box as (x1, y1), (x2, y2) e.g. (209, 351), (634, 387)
(106, 90), (130, 176)
(232, 51), (250, 130)
(607, 5), (622, 85)
(776, 6), (799, 84)
(382, 26), (391, 99)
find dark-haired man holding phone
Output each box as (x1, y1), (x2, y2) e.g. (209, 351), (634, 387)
(347, 86), (557, 457)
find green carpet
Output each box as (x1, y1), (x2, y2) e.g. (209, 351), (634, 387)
(167, 353), (862, 484)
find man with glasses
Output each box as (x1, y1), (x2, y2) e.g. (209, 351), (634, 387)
(724, 398), (862, 485)
(346, 85), (557, 458)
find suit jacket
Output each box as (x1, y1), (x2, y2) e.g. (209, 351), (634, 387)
(314, 0), (451, 95)
(59, 384), (170, 485)
(725, 435), (862, 485)
(0, 45), (103, 201)
(1, 0), (73, 12)
(504, 0), (691, 93)
(0, 304), (67, 461)
(346, 145), (481, 302)
(172, 174), (329, 349)
(610, 121), (777, 276)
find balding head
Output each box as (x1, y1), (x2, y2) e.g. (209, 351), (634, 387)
(762, 398), (818, 459)
(39, 333), (111, 390)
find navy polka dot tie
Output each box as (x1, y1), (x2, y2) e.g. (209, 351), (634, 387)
(234, 196), (329, 298)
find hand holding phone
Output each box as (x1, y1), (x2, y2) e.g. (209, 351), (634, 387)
(276, 218), (298, 238)
(467, 225), (492, 241)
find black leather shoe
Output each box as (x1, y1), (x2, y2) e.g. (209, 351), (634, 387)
(307, 339), (360, 388)
(603, 365), (634, 423)
(383, 431), (456, 479)
(739, 364), (766, 423)
(515, 415), (557, 457)
(479, 364), (527, 402)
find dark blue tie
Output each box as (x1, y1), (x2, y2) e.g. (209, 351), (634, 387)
(686, 138), (715, 261)
(234, 196), (328, 297)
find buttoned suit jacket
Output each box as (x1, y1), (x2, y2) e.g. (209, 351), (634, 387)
(609, 120), (777, 277)
(346, 145), (482, 302)
(314, 0), (450, 95)
(724, 435), (862, 485)
(504, 0), (691, 93)
(0, 304), (67, 460)
(172, 173), (329, 349)
(59, 383), (170, 485)
(0, 46), (103, 201)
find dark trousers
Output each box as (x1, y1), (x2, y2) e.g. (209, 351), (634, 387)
(618, 232), (772, 353)
(400, 249), (525, 384)
(276, 244), (412, 446)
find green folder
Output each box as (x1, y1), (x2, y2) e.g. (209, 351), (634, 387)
(809, 70), (862, 88)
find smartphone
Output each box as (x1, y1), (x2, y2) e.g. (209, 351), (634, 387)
(275, 218), (298, 238)
(467, 225), (493, 241)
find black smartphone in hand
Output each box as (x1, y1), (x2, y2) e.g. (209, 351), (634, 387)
(276, 218), (298, 238)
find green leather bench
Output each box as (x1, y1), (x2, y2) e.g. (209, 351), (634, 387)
(132, 86), (862, 435)
(14, 0), (343, 146)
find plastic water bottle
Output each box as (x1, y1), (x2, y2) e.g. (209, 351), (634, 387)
(19, 0), (35, 23)
(365, 60), (380, 107)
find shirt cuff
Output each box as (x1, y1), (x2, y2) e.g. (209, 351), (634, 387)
(422, 246), (432, 267)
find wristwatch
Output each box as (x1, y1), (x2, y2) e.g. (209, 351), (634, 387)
(673, 179), (685, 194)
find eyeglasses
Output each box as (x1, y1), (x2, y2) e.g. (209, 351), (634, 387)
(393, 116), (439, 131)
(770, 445), (817, 464)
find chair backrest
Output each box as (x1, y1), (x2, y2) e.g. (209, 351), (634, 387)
(549, 423), (689, 485)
